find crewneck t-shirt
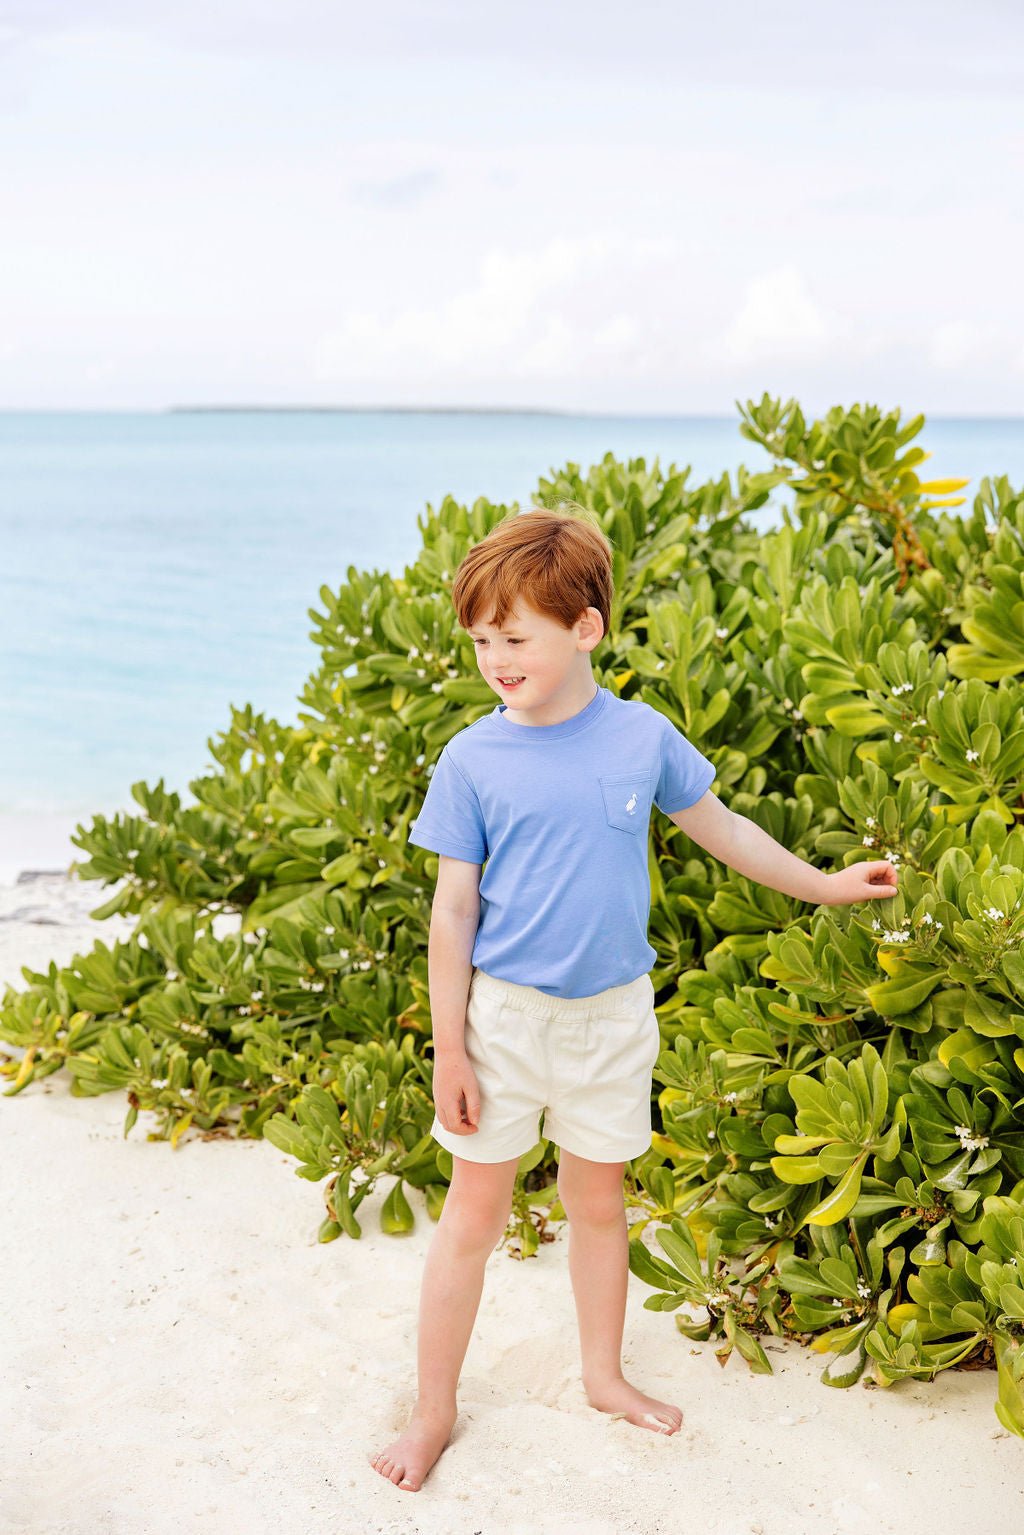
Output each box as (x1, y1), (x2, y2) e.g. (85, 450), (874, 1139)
(407, 684), (716, 998)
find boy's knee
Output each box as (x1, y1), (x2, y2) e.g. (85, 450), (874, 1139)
(441, 1177), (514, 1250)
(560, 1190), (624, 1226)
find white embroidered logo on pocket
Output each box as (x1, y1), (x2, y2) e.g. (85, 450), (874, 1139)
(624, 791), (638, 815)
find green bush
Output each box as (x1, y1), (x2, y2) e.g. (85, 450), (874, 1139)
(4, 395), (1024, 1436)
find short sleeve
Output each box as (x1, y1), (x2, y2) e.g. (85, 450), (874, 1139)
(408, 746), (487, 863)
(654, 717), (716, 812)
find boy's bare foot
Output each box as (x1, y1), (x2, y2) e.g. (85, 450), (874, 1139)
(584, 1376), (683, 1435)
(367, 1403), (458, 1491)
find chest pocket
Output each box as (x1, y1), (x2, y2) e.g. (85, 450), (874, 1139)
(598, 769), (653, 835)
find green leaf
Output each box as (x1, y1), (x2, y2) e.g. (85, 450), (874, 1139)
(381, 1177), (414, 1235)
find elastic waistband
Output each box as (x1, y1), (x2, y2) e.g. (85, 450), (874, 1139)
(469, 966), (652, 1022)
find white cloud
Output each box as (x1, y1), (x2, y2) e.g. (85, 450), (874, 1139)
(929, 320), (983, 370)
(313, 235), (676, 386)
(719, 265), (835, 366)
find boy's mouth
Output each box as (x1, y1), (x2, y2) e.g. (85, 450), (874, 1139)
(497, 676), (524, 690)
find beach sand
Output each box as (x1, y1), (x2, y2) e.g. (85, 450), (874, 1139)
(0, 835), (1020, 1534)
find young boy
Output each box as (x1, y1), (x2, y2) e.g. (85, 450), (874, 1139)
(368, 506), (898, 1493)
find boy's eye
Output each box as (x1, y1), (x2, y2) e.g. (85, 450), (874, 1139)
(472, 638), (522, 645)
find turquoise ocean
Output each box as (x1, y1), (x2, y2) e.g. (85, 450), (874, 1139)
(2, 411), (1021, 821)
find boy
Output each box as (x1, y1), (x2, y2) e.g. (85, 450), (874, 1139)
(369, 506), (898, 1493)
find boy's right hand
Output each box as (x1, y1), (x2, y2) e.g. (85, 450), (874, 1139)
(432, 1049), (481, 1135)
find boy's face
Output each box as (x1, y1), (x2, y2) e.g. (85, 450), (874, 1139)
(466, 598), (603, 710)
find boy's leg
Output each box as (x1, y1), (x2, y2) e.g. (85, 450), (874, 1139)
(556, 1147), (683, 1435)
(369, 1152), (521, 1491)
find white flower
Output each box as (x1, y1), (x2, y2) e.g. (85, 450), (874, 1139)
(866, 816), (876, 828)
(431, 682), (443, 693)
(408, 646), (419, 659)
(937, 688), (945, 699)
(377, 858), (387, 868)
(368, 764), (379, 773)
(954, 1124), (989, 1151)
(919, 912), (935, 926)
(793, 710), (803, 721)
(707, 1129), (716, 1139)
(655, 660), (665, 670)
(716, 626), (729, 639)
(863, 835), (876, 847)
(894, 732), (903, 743)
(985, 906), (1003, 920)
(883, 929), (910, 943)
(723, 1091), (738, 1102)
(966, 748), (980, 762)
(871, 917), (881, 930)
(884, 851), (901, 866)
(856, 1279), (872, 1299)
(150, 1078), (168, 1090)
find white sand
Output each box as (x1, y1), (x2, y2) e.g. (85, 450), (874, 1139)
(1, 846), (1020, 1534)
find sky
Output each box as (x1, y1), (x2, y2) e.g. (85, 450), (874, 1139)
(0, 0), (1022, 414)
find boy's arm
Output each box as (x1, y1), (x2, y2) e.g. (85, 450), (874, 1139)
(428, 854), (482, 1055)
(663, 789), (830, 905)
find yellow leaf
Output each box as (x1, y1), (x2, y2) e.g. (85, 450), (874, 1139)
(802, 1150), (868, 1227)
(918, 478), (970, 494)
(170, 1111), (194, 1149)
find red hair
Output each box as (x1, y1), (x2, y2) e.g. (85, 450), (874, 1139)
(450, 505), (613, 639)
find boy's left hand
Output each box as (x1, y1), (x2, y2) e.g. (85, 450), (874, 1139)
(820, 859), (899, 906)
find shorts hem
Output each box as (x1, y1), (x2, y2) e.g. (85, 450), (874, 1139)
(544, 1127), (654, 1163)
(431, 1123), (540, 1164)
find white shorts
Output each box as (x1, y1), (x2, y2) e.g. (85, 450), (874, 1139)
(430, 966), (661, 1165)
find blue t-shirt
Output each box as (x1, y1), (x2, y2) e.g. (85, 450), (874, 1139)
(407, 684), (716, 998)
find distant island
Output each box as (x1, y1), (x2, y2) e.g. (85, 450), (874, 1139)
(167, 404), (578, 416)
